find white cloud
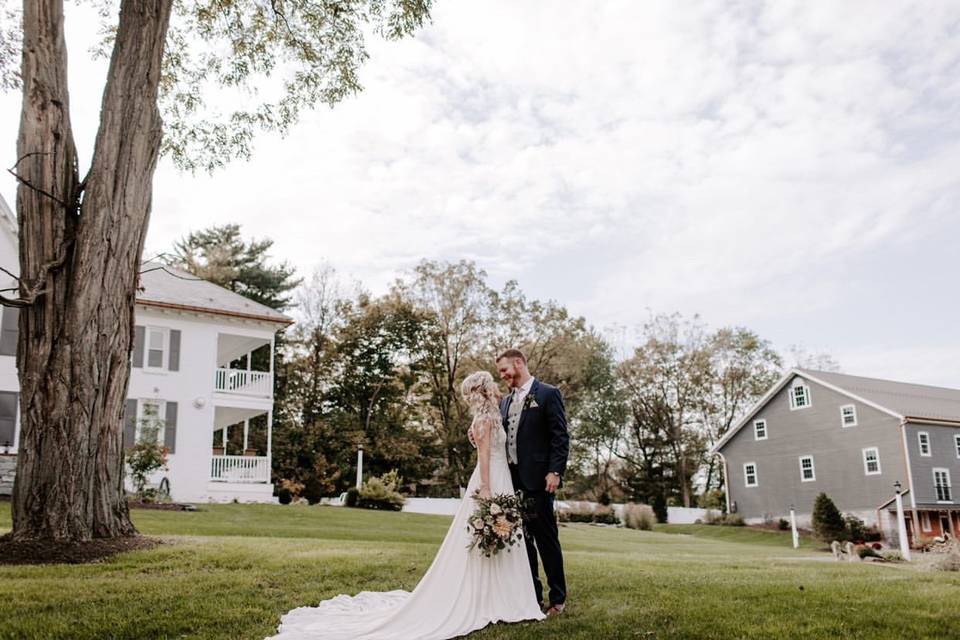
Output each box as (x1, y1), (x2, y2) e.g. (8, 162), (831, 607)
(2, 1), (960, 385)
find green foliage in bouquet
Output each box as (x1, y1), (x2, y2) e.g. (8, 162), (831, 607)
(467, 491), (525, 557)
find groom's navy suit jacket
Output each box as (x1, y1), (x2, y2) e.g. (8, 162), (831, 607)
(500, 379), (570, 491)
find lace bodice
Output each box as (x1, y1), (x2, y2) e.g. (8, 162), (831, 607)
(469, 405), (506, 451)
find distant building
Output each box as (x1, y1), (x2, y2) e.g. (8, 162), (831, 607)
(0, 194), (293, 502)
(712, 368), (959, 544)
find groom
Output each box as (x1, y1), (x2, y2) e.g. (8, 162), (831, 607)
(497, 349), (569, 616)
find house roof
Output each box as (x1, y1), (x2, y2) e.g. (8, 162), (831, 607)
(137, 261), (293, 325)
(798, 369), (960, 424)
(711, 368), (960, 455)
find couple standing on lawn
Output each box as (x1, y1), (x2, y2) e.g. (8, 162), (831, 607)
(269, 349), (570, 640)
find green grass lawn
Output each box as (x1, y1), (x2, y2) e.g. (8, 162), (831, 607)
(1, 502), (958, 640)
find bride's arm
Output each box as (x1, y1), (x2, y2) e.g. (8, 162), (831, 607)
(474, 417), (492, 499)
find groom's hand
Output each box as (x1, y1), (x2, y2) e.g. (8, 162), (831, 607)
(545, 472), (560, 493)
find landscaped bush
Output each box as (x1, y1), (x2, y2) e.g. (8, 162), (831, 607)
(704, 512), (745, 526)
(857, 546), (882, 559)
(277, 488), (292, 505)
(557, 502), (595, 523)
(126, 418), (169, 503)
(778, 518), (790, 531)
(622, 503), (655, 530)
(592, 505), (618, 525)
(812, 493), (847, 542)
(863, 526), (883, 543)
(356, 471), (405, 511)
(844, 514), (867, 542)
(881, 550), (903, 562)
(345, 487), (360, 508)
(652, 494), (668, 524)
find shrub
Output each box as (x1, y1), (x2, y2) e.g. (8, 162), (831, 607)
(560, 505), (595, 523)
(345, 487), (360, 507)
(863, 526), (883, 543)
(697, 489), (725, 510)
(857, 546), (882, 559)
(652, 493), (668, 524)
(844, 514), (867, 542)
(704, 511), (744, 526)
(127, 418), (168, 502)
(881, 550), (903, 562)
(622, 503), (655, 531)
(357, 475), (405, 511)
(277, 488), (292, 505)
(592, 505), (619, 525)
(812, 493), (846, 543)
(722, 513), (745, 526)
(778, 518), (790, 531)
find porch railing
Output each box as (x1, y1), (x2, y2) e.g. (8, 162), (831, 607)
(210, 455), (270, 483)
(214, 368), (272, 397)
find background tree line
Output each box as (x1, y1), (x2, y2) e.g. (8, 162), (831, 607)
(172, 225), (832, 509)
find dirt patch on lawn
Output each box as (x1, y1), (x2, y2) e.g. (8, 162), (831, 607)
(0, 533), (163, 565)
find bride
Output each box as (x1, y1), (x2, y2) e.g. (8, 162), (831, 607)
(268, 371), (546, 640)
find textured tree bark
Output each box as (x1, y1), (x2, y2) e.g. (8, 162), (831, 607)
(11, 0), (173, 542)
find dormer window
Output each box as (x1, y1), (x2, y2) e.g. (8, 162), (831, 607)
(789, 382), (811, 410)
(841, 405), (857, 427)
(754, 419), (767, 441)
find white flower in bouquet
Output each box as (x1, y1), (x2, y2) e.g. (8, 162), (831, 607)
(489, 503), (502, 516)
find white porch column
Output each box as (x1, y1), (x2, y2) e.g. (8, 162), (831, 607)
(243, 418), (250, 451)
(222, 424), (228, 449)
(266, 409), (273, 460)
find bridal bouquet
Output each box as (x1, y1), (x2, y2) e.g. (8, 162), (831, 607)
(466, 490), (525, 557)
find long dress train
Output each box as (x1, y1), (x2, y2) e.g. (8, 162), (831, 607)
(267, 418), (545, 639)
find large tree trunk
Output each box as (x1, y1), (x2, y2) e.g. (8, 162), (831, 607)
(11, 0), (172, 542)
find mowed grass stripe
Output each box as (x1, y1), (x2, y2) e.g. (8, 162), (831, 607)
(1, 503), (957, 640)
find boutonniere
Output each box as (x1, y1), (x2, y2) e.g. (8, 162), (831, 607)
(523, 394), (539, 410)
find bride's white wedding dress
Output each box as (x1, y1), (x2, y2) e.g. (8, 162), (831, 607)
(268, 410), (545, 640)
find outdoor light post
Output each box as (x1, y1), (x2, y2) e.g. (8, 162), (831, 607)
(894, 480), (911, 561)
(789, 504), (799, 549)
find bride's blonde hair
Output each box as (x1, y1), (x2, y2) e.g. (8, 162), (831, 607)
(460, 371), (500, 414)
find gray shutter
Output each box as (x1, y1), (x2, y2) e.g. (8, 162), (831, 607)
(124, 399), (138, 450)
(0, 306), (19, 357)
(168, 330), (180, 371)
(164, 401), (177, 453)
(0, 391), (17, 447)
(132, 325), (145, 367)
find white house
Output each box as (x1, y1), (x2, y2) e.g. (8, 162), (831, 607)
(0, 194), (292, 503)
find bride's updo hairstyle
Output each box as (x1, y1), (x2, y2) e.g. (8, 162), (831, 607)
(460, 371), (500, 413)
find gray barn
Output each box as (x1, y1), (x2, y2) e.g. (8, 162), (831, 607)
(712, 369), (959, 544)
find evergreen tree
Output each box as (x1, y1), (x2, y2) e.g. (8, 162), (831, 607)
(167, 223), (301, 311)
(812, 493), (847, 542)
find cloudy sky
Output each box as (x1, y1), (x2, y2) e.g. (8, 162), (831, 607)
(2, 1), (959, 385)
